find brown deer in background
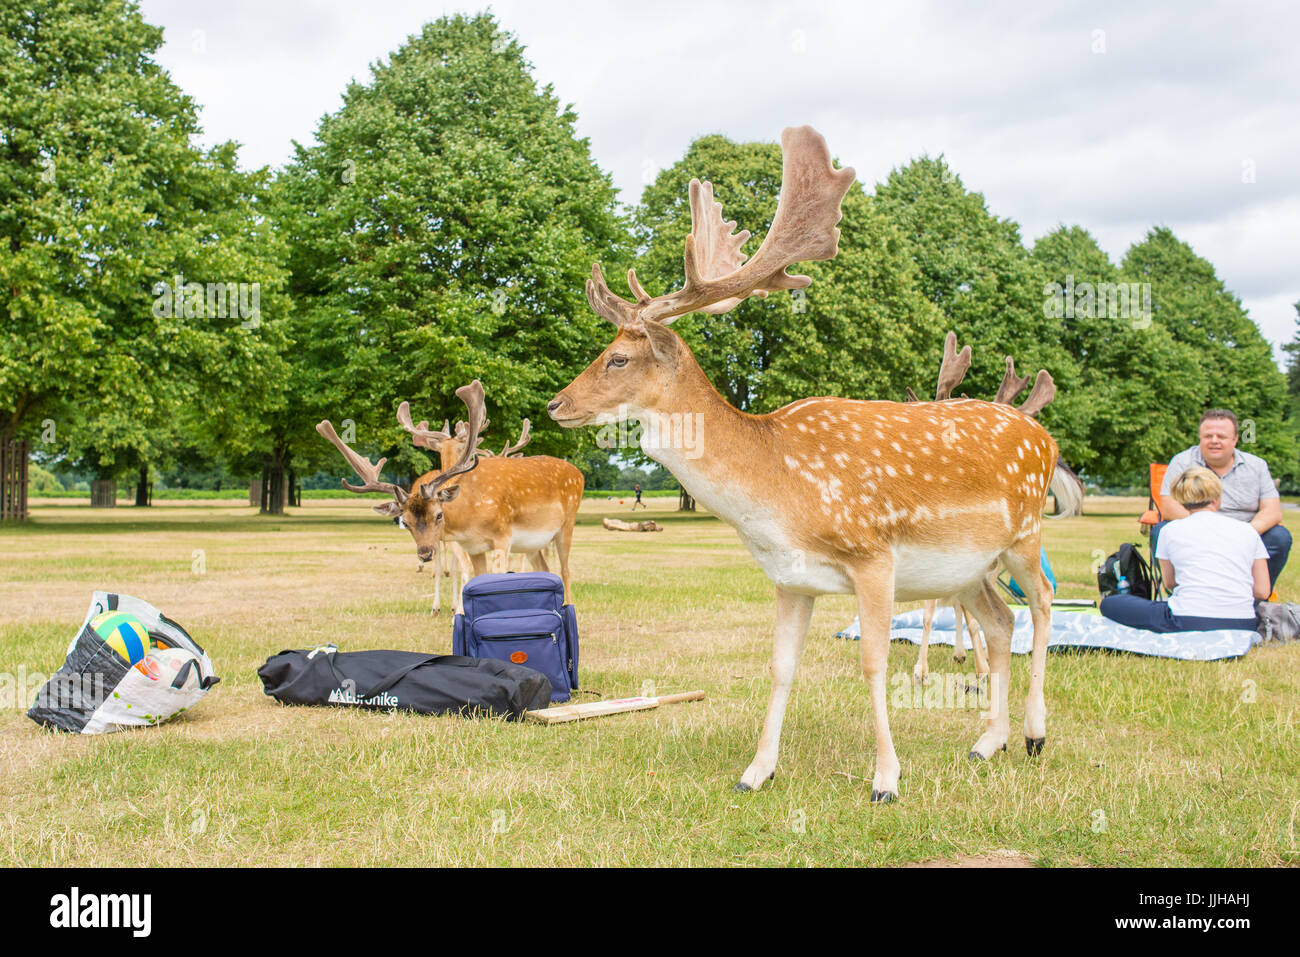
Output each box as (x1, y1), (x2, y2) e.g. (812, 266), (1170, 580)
(400, 413), (542, 609)
(907, 333), (1075, 684)
(319, 380), (585, 608)
(547, 126), (1082, 801)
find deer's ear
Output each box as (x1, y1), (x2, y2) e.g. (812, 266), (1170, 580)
(643, 319), (679, 363)
(373, 501), (402, 517)
(437, 485), (460, 503)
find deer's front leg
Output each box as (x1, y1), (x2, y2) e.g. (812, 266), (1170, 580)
(851, 553), (900, 803)
(735, 586), (815, 792)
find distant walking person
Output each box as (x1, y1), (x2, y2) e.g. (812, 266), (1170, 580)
(633, 484), (646, 510)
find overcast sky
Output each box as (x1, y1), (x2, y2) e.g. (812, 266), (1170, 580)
(138, 0), (1299, 361)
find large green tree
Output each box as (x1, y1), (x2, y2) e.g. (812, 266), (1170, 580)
(1122, 228), (1293, 478)
(0, 0), (287, 514)
(1031, 225), (1204, 483)
(279, 12), (625, 489)
(872, 157), (1085, 463)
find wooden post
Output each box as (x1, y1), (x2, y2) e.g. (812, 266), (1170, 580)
(90, 479), (116, 508)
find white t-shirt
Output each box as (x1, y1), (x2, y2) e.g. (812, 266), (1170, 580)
(1156, 510), (1267, 619)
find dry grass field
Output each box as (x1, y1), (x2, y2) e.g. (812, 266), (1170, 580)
(1, 496), (1297, 866)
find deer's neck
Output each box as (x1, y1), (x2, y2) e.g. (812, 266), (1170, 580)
(636, 363), (776, 527)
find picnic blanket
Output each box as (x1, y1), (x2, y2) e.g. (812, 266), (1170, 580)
(834, 607), (1260, 661)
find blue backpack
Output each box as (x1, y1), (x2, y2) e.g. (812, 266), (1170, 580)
(452, 572), (579, 703)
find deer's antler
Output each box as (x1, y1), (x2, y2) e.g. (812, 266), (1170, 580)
(418, 380), (486, 499)
(994, 357), (1031, 405)
(586, 126), (856, 326)
(315, 420), (408, 503)
(501, 419), (531, 457)
(935, 332), (972, 400)
(396, 402), (452, 451)
(1016, 370), (1056, 418)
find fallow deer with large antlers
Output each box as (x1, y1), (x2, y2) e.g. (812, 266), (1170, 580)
(398, 410), (562, 603)
(406, 414), (535, 597)
(547, 126), (1083, 801)
(318, 381), (585, 606)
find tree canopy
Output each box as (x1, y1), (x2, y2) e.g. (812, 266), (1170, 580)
(4, 4), (1294, 510)
(278, 12), (626, 485)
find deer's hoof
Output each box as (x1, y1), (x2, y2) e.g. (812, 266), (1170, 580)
(968, 743), (1007, 761)
(870, 789), (897, 803)
(1026, 736), (1045, 757)
(732, 772), (774, 792)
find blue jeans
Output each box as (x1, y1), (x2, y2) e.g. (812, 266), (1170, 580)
(1100, 594), (1257, 633)
(1152, 519), (1291, 590)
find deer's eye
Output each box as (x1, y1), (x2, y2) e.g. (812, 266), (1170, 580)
(607, 354), (628, 369)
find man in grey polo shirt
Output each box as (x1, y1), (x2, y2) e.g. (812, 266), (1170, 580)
(1158, 409), (1291, 590)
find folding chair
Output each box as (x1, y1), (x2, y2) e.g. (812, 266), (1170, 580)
(998, 548), (1058, 606)
(1138, 463), (1169, 600)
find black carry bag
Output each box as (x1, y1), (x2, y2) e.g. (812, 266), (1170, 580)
(257, 645), (551, 720)
(1097, 543), (1153, 600)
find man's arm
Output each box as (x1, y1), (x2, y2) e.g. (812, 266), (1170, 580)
(1159, 455), (1189, 519)
(1251, 496), (1281, 535)
(1161, 495), (1190, 520)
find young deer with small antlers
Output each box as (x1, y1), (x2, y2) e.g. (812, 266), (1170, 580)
(548, 126), (1082, 801)
(318, 381), (585, 608)
(907, 334), (1074, 684)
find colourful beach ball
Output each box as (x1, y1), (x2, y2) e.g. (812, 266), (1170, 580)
(89, 611), (151, 665)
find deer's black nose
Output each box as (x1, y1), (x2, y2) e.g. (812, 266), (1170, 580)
(547, 398), (563, 415)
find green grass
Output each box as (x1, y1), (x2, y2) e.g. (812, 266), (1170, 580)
(1, 496), (1297, 866)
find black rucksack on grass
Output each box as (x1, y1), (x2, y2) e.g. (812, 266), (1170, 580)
(1097, 543), (1153, 600)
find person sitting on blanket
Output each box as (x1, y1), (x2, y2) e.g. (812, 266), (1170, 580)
(1102, 467), (1268, 633)
(1158, 409), (1290, 591)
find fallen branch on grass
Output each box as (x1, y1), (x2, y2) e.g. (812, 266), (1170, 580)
(602, 517), (663, 532)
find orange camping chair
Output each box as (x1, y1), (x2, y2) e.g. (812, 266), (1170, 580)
(1138, 464), (1168, 599)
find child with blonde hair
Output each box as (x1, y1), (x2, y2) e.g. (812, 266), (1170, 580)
(1102, 467), (1269, 632)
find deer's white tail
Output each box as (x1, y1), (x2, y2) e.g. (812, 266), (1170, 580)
(1048, 460), (1084, 518)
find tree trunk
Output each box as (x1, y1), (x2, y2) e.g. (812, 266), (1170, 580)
(1, 438), (29, 521)
(678, 489), (696, 512)
(134, 465), (151, 506)
(261, 447), (287, 515)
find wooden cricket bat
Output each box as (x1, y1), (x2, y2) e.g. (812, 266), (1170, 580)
(525, 690), (705, 725)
